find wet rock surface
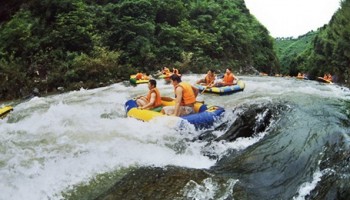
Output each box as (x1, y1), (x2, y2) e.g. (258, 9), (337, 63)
(96, 166), (212, 200)
(197, 102), (289, 142)
(307, 136), (350, 200)
(96, 102), (291, 200)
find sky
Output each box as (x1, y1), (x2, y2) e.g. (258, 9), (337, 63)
(244, 0), (341, 38)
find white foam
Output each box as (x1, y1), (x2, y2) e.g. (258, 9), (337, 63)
(1, 77), (349, 200)
(293, 170), (323, 200)
(183, 178), (238, 200)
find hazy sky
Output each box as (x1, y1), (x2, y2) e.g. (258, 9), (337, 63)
(244, 0), (341, 38)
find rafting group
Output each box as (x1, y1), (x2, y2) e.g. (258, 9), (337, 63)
(130, 67), (245, 93)
(259, 71), (334, 84)
(125, 68), (245, 128)
(296, 72), (334, 84)
(317, 73), (333, 84)
(130, 67), (181, 84)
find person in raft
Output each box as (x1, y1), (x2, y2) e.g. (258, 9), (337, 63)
(135, 72), (143, 80)
(135, 72), (150, 80)
(161, 74), (199, 116)
(196, 69), (216, 86)
(136, 79), (162, 109)
(323, 73), (332, 81)
(162, 67), (171, 75)
(172, 68), (180, 76)
(214, 68), (237, 87)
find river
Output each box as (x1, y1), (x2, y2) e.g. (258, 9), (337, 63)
(0, 75), (349, 200)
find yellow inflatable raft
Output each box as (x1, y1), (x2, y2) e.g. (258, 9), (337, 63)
(317, 77), (333, 84)
(130, 75), (150, 84)
(195, 80), (245, 95)
(124, 97), (225, 129)
(0, 106), (13, 119)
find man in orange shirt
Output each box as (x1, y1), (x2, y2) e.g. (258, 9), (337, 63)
(214, 68), (237, 87)
(161, 74), (199, 116)
(136, 79), (162, 109)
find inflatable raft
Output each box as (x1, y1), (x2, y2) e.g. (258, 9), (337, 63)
(317, 77), (333, 84)
(159, 74), (171, 79)
(296, 76), (309, 80)
(195, 80), (245, 95)
(129, 75), (149, 85)
(124, 97), (225, 129)
(0, 106), (13, 119)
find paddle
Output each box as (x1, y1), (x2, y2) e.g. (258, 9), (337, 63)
(200, 85), (209, 94)
(200, 80), (214, 94)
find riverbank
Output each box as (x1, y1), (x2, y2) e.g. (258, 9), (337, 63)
(0, 77), (128, 104)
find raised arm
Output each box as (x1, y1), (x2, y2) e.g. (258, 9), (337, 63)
(173, 87), (183, 116)
(192, 85), (199, 97)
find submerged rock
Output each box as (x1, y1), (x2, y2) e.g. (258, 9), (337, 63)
(95, 166), (245, 200)
(196, 102), (289, 142)
(307, 136), (350, 200)
(96, 166), (212, 200)
(95, 102), (292, 200)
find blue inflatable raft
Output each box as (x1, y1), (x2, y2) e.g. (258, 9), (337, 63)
(124, 97), (225, 129)
(195, 80), (245, 95)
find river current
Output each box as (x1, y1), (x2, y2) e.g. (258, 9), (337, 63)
(0, 75), (349, 200)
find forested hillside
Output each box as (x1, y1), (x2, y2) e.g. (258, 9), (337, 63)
(0, 0), (277, 100)
(277, 0), (350, 83)
(275, 32), (316, 76)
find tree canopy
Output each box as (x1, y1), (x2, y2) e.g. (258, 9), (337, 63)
(0, 0), (277, 100)
(276, 0), (350, 83)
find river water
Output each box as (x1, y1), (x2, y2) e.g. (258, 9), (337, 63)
(0, 75), (349, 200)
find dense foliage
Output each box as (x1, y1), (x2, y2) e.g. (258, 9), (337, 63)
(0, 0), (277, 100)
(277, 0), (350, 83)
(306, 0), (350, 83)
(274, 32), (316, 76)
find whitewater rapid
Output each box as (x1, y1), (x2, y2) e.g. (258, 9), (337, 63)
(0, 75), (349, 200)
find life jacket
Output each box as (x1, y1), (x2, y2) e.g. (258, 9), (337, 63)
(143, 75), (150, 80)
(163, 68), (170, 74)
(147, 88), (162, 108)
(223, 73), (234, 85)
(135, 73), (143, 80)
(205, 74), (215, 85)
(175, 82), (196, 106)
